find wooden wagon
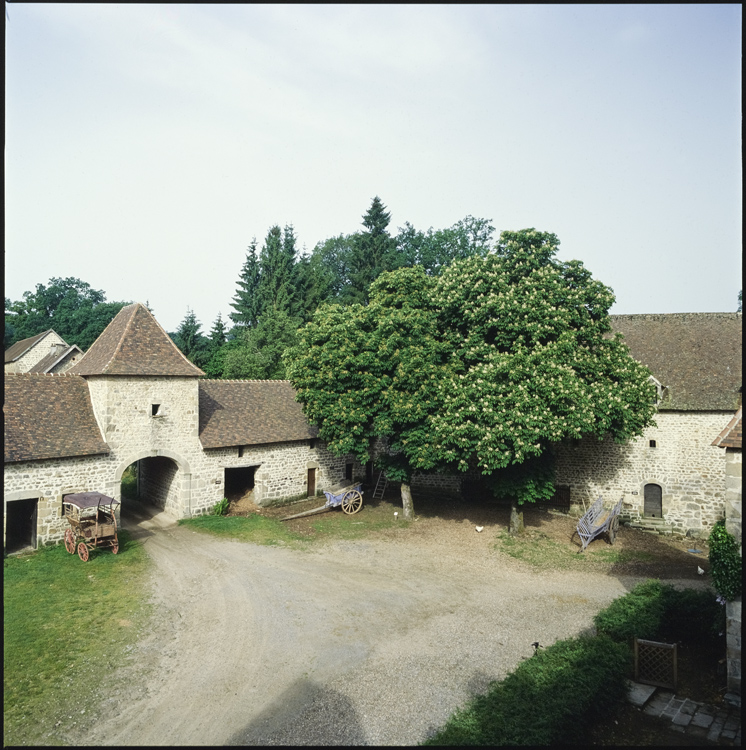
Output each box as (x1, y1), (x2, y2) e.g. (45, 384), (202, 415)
(281, 481), (364, 521)
(63, 492), (120, 561)
(574, 496), (624, 552)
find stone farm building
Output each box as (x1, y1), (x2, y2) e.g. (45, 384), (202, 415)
(4, 329), (84, 374)
(4, 303), (365, 552)
(3, 304), (742, 552)
(554, 313), (742, 538)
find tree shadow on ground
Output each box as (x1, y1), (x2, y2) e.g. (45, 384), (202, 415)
(227, 678), (366, 746)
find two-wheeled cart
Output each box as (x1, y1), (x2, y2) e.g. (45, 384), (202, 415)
(63, 492), (120, 562)
(280, 481), (364, 521)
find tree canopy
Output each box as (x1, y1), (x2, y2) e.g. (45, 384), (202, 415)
(286, 228), (657, 511)
(5, 277), (131, 351)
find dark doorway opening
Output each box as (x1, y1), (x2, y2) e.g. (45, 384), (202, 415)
(224, 466), (257, 503)
(644, 483), (663, 518)
(5, 498), (38, 553)
(307, 468), (317, 497)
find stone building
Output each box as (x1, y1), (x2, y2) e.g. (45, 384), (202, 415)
(554, 313), (742, 537)
(5, 329), (84, 374)
(3, 303), (363, 552)
(4, 306), (741, 552)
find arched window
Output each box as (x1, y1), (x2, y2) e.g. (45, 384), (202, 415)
(643, 483), (662, 518)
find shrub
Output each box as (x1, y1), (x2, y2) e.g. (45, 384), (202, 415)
(708, 520), (742, 602)
(593, 579), (666, 643)
(210, 497), (230, 516)
(658, 586), (724, 645)
(594, 579), (724, 646)
(424, 634), (631, 746)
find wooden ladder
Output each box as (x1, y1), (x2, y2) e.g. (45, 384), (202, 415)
(372, 471), (388, 500)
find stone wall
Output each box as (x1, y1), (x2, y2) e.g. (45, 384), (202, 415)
(4, 454), (112, 547)
(554, 411), (730, 536)
(723, 447), (741, 696)
(139, 456), (181, 514)
(198, 440), (364, 511)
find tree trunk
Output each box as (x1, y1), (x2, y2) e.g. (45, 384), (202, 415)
(509, 501), (524, 536)
(401, 482), (414, 520)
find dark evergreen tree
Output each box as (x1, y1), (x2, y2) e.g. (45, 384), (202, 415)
(256, 225), (297, 316)
(172, 308), (209, 367)
(229, 239), (262, 329)
(346, 196), (400, 304)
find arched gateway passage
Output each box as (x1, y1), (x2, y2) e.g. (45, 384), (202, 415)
(115, 450), (192, 521)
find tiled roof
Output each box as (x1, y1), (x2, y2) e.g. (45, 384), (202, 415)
(712, 407), (742, 449)
(4, 329), (56, 364)
(610, 313), (742, 411)
(199, 380), (318, 449)
(27, 345), (84, 374)
(68, 303), (204, 377)
(4, 374), (110, 463)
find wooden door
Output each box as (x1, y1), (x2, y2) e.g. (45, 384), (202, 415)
(307, 468), (316, 497)
(643, 484), (662, 518)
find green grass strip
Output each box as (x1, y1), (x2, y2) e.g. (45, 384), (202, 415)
(4, 532), (150, 746)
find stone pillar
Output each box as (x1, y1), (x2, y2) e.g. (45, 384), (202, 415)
(724, 448), (741, 696)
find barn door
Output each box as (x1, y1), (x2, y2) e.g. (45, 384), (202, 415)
(307, 468), (316, 497)
(643, 484), (662, 518)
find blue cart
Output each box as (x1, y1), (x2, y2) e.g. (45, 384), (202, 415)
(323, 481), (364, 515)
(280, 481), (364, 520)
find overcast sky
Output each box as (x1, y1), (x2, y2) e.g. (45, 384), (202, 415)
(5, 4), (742, 333)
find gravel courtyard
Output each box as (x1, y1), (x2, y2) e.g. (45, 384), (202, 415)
(71, 498), (708, 746)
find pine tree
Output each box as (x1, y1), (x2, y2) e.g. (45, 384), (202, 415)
(257, 225), (296, 316)
(229, 239), (262, 329)
(347, 196), (400, 304)
(173, 307), (208, 367)
(208, 312), (227, 350)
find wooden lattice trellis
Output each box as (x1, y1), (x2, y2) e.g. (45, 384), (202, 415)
(634, 638), (678, 690)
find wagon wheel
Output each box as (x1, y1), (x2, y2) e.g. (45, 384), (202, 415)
(64, 528), (76, 554)
(77, 542), (90, 562)
(111, 541), (119, 555)
(607, 515), (620, 545)
(341, 490), (363, 515)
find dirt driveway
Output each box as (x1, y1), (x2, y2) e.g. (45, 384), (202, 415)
(76, 500), (708, 746)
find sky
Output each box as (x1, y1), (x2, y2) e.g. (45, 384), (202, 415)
(5, 3), (742, 334)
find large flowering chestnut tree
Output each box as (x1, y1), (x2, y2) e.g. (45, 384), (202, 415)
(285, 229), (657, 522)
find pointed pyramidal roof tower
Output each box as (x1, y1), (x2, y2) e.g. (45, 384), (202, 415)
(68, 303), (204, 377)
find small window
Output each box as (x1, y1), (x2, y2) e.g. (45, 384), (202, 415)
(345, 463), (353, 481)
(151, 404), (161, 416)
(649, 440), (657, 448)
(238, 446), (244, 458)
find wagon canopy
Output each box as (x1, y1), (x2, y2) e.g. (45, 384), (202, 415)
(63, 492), (119, 509)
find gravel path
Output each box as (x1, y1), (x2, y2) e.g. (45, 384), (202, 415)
(75, 506), (700, 746)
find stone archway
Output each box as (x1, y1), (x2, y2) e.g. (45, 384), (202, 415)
(115, 450), (193, 520)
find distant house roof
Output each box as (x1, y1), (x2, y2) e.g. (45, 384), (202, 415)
(4, 329), (56, 364)
(199, 380), (318, 449)
(4, 374), (110, 463)
(68, 303), (204, 377)
(610, 313), (742, 411)
(27, 344), (84, 374)
(712, 407), (742, 450)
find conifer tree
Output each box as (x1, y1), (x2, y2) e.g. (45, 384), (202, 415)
(257, 225), (296, 316)
(346, 197), (400, 304)
(229, 239), (262, 329)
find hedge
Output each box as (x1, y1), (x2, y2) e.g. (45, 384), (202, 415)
(423, 634), (631, 746)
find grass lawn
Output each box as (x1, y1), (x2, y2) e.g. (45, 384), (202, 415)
(495, 527), (656, 569)
(3, 531), (151, 746)
(178, 500), (409, 547)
